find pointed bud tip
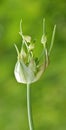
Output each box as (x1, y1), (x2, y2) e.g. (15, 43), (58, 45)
(54, 24), (56, 31)
(20, 19), (22, 24)
(43, 18), (45, 23)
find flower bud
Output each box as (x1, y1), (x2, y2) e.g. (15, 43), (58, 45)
(14, 19), (56, 84)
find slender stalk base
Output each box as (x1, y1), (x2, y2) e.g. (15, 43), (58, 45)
(27, 84), (34, 130)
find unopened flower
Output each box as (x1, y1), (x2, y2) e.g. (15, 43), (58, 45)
(14, 19), (56, 84)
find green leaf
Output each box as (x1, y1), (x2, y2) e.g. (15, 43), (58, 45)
(49, 25), (56, 55)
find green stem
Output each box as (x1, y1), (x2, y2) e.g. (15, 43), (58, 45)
(27, 84), (34, 130)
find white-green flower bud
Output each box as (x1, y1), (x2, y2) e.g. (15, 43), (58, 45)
(14, 19), (56, 84)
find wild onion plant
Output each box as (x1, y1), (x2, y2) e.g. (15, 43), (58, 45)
(14, 19), (56, 130)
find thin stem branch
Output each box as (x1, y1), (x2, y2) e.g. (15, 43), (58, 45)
(27, 84), (34, 130)
(43, 18), (45, 35)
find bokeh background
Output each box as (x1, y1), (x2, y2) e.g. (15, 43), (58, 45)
(0, 0), (66, 130)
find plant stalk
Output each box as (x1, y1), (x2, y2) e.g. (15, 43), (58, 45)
(27, 84), (34, 130)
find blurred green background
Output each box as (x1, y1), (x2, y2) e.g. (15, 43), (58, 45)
(0, 0), (66, 130)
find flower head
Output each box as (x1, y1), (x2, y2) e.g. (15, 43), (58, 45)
(14, 19), (56, 84)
